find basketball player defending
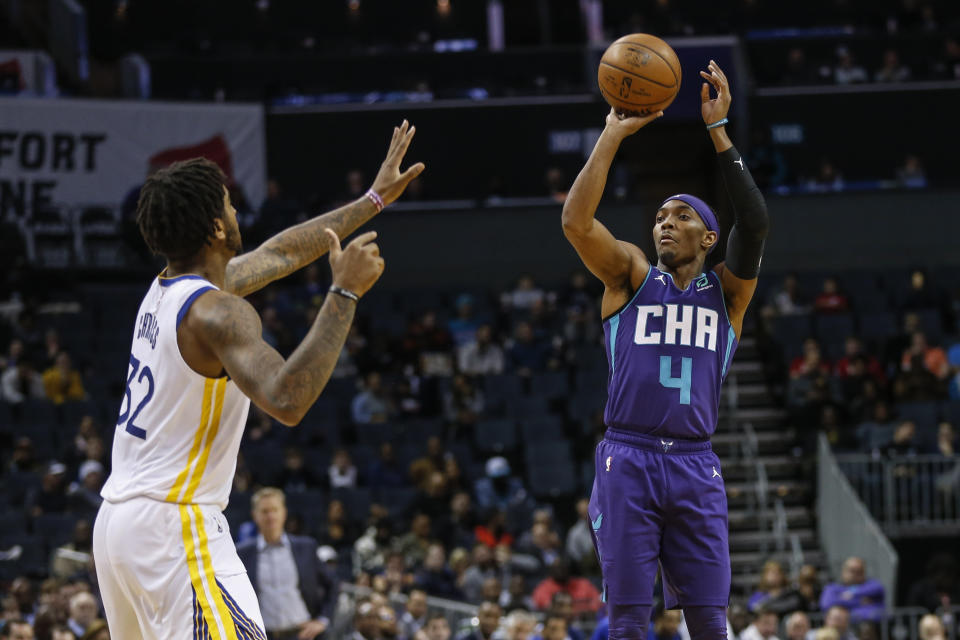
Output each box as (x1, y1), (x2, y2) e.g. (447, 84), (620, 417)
(562, 62), (769, 639)
(93, 121), (424, 639)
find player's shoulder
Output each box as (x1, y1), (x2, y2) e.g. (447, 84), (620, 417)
(617, 240), (651, 292)
(181, 288), (260, 345)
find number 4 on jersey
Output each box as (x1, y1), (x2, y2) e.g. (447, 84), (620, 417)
(117, 354), (155, 439)
(659, 355), (692, 405)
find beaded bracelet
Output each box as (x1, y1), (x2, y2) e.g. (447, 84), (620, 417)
(365, 188), (385, 212)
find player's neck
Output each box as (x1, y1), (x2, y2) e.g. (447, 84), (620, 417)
(165, 249), (229, 288)
(656, 259), (706, 290)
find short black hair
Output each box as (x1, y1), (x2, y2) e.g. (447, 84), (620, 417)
(136, 158), (226, 261)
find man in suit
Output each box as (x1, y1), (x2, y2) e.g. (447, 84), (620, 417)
(237, 487), (336, 640)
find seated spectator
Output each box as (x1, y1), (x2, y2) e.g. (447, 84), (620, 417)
(507, 322), (550, 375)
(813, 278), (849, 314)
(504, 276), (546, 311)
(351, 372), (392, 424)
(42, 353), (86, 405)
(932, 422), (956, 457)
(437, 491), (476, 551)
(907, 552), (959, 612)
(893, 359), (942, 402)
(834, 338), (884, 382)
(412, 471), (452, 522)
(901, 332), (949, 380)
(279, 447), (319, 492)
(422, 612), (452, 640)
(646, 608), (683, 640)
(548, 592), (585, 640)
(458, 325), (505, 376)
(728, 602), (751, 640)
(833, 47), (868, 84)
(474, 509), (514, 549)
(51, 519), (91, 580)
(67, 461), (104, 513)
(797, 564), (822, 611)
(531, 559), (600, 616)
(51, 625), (76, 640)
(918, 614), (947, 640)
(740, 608), (780, 640)
(462, 545), (498, 604)
(410, 436), (449, 490)
(352, 600), (382, 640)
(885, 313), (921, 368)
(9, 437), (38, 473)
(368, 442), (407, 490)
(328, 449), (358, 489)
(397, 513), (434, 569)
(565, 498), (595, 574)
(443, 374), (484, 429)
(896, 155), (928, 189)
(515, 521), (561, 574)
(901, 269), (941, 311)
(455, 600), (502, 640)
(317, 499), (358, 556)
(820, 558), (885, 624)
(532, 613), (569, 640)
(449, 294), (482, 348)
(781, 48), (818, 86)
(785, 612), (810, 640)
(27, 462), (70, 518)
(874, 50), (911, 82)
(502, 609), (537, 640)
(415, 543), (462, 599)
(4, 620), (36, 640)
(236, 487), (334, 639)
(399, 588), (428, 639)
(66, 592), (97, 638)
(790, 339), (830, 379)
(474, 457), (532, 515)
(504, 575), (533, 612)
(2, 357), (45, 405)
(815, 630), (840, 640)
(820, 606), (856, 640)
(748, 561), (805, 615)
(806, 159), (845, 193)
(767, 274), (809, 316)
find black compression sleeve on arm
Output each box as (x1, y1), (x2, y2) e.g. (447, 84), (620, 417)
(719, 146), (769, 279)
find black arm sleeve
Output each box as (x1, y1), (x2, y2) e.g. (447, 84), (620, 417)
(719, 146), (769, 279)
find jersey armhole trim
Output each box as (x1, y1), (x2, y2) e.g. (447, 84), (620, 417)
(711, 269), (734, 329)
(177, 286), (216, 329)
(601, 266), (652, 324)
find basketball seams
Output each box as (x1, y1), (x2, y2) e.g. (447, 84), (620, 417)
(599, 60), (677, 89)
(608, 41), (681, 87)
(598, 84), (677, 109)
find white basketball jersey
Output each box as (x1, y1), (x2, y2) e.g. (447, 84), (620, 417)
(101, 274), (251, 510)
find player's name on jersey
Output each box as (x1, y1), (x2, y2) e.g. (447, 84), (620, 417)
(633, 304), (721, 352)
(136, 312), (160, 350)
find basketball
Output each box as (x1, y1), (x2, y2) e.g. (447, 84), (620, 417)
(598, 33), (682, 116)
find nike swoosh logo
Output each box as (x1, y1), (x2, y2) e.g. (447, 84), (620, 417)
(592, 513), (603, 531)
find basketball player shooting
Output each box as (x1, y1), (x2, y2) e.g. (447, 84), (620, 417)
(561, 61), (769, 639)
(93, 121), (423, 639)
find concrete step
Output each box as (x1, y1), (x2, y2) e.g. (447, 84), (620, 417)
(719, 456), (804, 482)
(730, 549), (826, 569)
(718, 406), (789, 429)
(712, 429), (796, 457)
(727, 360), (767, 384)
(729, 528), (818, 553)
(728, 506), (814, 532)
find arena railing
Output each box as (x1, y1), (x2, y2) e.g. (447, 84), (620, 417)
(834, 453), (960, 538)
(334, 582), (480, 638)
(789, 607), (932, 640)
(818, 434), (899, 606)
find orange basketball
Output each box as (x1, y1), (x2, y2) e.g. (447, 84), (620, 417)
(598, 33), (682, 116)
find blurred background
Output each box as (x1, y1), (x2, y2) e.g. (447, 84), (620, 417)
(1, 1), (960, 639)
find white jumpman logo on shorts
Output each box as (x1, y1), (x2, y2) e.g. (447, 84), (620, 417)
(712, 466), (721, 478)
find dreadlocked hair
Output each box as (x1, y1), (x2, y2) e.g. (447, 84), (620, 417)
(136, 158), (226, 261)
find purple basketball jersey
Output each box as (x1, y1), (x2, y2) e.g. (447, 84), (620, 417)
(602, 266), (737, 439)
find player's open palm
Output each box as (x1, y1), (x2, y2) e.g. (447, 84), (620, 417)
(700, 59), (732, 125)
(604, 107), (663, 140)
(326, 229), (384, 297)
(370, 119), (426, 205)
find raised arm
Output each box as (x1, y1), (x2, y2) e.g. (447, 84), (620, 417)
(189, 230), (384, 425)
(700, 61), (769, 333)
(561, 109), (660, 292)
(224, 120), (424, 297)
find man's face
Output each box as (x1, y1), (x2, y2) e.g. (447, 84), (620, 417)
(653, 200), (714, 267)
(842, 558), (865, 585)
(71, 595), (97, 626)
(826, 607), (850, 634)
(8, 623), (35, 640)
(52, 630), (75, 640)
(543, 618), (568, 640)
(551, 594), (573, 621)
(787, 614), (810, 640)
(407, 591), (427, 619)
(478, 603), (502, 636)
(252, 495), (286, 539)
(425, 618), (451, 640)
(756, 613), (778, 638)
(216, 187), (242, 255)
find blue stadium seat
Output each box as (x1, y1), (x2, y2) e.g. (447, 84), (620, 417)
(574, 369), (607, 395)
(0, 511), (27, 537)
(508, 395), (552, 419)
(520, 416), (564, 442)
(859, 312), (897, 342)
(940, 401), (960, 427)
(770, 315), (813, 356)
(814, 314), (855, 342)
(3, 471), (40, 507)
(483, 375), (523, 407)
(20, 399), (57, 427)
(446, 442), (475, 474)
(331, 487), (371, 525)
(285, 489), (326, 513)
(34, 513), (81, 548)
(474, 418), (517, 454)
(243, 441), (285, 486)
(62, 399), (101, 427)
(896, 402), (938, 429)
(399, 418), (444, 444)
(913, 308), (943, 342)
(354, 423), (398, 447)
(0, 401), (11, 430)
(527, 463), (577, 498)
(349, 445), (378, 471)
(525, 441), (572, 467)
(377, 487), (417, 518)
(530, 371), (568, 400)
(568, 392), (605, 422)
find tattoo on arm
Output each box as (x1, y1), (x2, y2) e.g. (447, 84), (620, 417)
(225, 197), (377, 297)
(200, 291), (356, 425)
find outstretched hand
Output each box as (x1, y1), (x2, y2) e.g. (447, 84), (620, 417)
(326, 229), (384, 298)
(700, 60), (732, 125)
(603, 107), (664, 141)
(370, 120), (426, 205)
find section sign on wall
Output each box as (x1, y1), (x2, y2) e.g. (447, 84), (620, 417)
(0, 98), (266, 218)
